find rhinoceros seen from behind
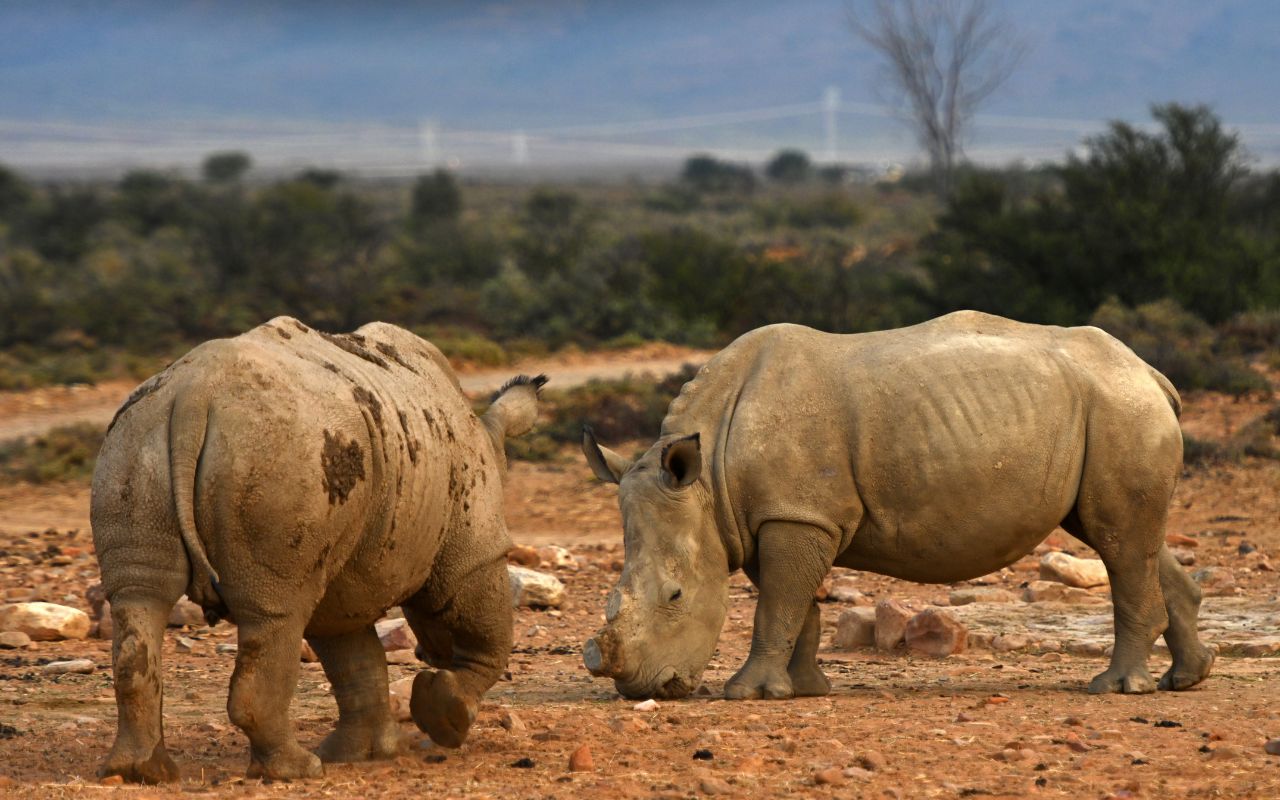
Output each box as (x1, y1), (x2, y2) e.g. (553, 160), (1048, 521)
(582, 311), (1213, 700)
(93, 316), (542, 782)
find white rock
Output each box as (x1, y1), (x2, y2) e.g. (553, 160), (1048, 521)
(168, 597), (206, 628)
(0, 602), (91, 641)
(388, 676), (415, 721)
(508, 565), (565, 608)
(42, 659), (95, 675)
(1038, 552), (1109, 588)
(375, 618), (418, 652)
(537, 545), (579, 570)
(832, 608), (877, 649)
(827, 576), (868, 604)
(948, 587), (1019, 606)
(633, 698), (659, 711)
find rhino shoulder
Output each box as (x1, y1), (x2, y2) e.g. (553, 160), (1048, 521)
(353, 321), (462, 393)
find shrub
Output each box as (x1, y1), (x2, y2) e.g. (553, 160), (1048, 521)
(0, 424), (104, 484)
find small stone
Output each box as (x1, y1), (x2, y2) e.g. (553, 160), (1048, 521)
(992, 633), (1031, 652)
(215, 643), (238, 655)
(99, 774), (124, 786)
(948, 587), (1018, 606)
(1170, 548), (1196, 566)
(634, 699), (659, 712)
(375, 618), (418, 652)
(874, 599), (912, 651)
(41, 659), (94, 675)
(167, 597), (205, 628)
(857, 751), (886, 771)
(1264, 739), (1280, 756)
(0, 602), (91, 641)
(537, 545), (579, 570)
(827, 576), (867, 603)
(1238, 542), (1256, 555)
(1166, 533), (1198, 548)
(386, 649), (417, 665)
(814, 766), (844, 785)
(175, 636), (197, 653)
(700, 777), (732, 795)
(832, 607), (876, 649)
(1023, 581), (1106, 604)
(0, 631), (31, 649)
(842, 766), (875, 780)
(905, 607), (967, 657)
(499, 708), (528, 734)
(507, 545), (541, 567)
(388, 676), (414, 721)
(1039, 552), (1109, 588)
(1192, 567), (1237, 597)
(568, 743), (593, 772)
(508, 566), (565, 608)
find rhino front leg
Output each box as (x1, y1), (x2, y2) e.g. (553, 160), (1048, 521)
(726, 521), (835, 700)
(308, 626), (399, 763)
(402, 558), (513, 747)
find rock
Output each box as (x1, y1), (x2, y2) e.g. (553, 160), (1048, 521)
(508, 565), (565, 608)
(948, 586), (1018, 606)
(814, 766), (844, 785)
(175, 636), (197, 653)
(537, 545), (579, 570)
(215, 643), (238, 655)
(375, 618), (418, 652)
(93, 601), (113, 639)
(1166, 533), (1198, 548)
(568, 743), (593, 772)
(499, 708), (527, 734)
(832, 608), (877, 649)
(1039, 552), (1109, 588)
(992, 634), (1031, 652)
(904, 607), (967, 657)
(388, 676), (414, 721)
(1022, 580), (1107, 604)
(634, 699), (659, 712)
(856, 751), (886, 771)
(0, 631), (31, 649)
(41, 659), (94, 675)
(167, 596), (205, 628)
(1192, 567), (1237, 597)
(874, 599), (912, 651)
(507, 545), (541, 567)
(1170, 548), (1196, 566)
(827, 576), (867, 604)
(0, 602), (90, 641)
(1264, 739), (1280, 756)
(386, 650), (417, 665)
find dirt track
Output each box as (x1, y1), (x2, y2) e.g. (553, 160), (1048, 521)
(0, 370), (1278, 797)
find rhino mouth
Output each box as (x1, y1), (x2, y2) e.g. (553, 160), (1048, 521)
(615, 665), (697, 700)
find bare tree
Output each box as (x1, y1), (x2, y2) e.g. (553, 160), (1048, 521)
(850, 0), (1025, 194)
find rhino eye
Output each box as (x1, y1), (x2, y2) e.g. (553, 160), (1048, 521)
(669, 588), (683, 603)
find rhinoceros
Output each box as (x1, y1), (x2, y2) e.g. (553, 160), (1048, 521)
(93, 316), (542, 783)
(581, 312), (1213, 700)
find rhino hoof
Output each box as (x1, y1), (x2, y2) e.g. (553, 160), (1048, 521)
(246, 745), (323, 780)
(98, 743), (180, 785)
(410, 669), (478, 748)
(1088, 667), (1156, 695)
(1158, 647), (1214, 691)
(724, 665), (794, 700)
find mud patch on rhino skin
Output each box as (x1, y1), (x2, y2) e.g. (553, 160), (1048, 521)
(107, 371), (170, 434)
(272, 325), (292, 340)
(321, 430), (365, 505)
(292, 319), (310, 333)
(322, 361), (340, 374)
(320, 331), (390, 370)
(375, 341), (418, 373)
(398, 409), (421, 465)
(352, 386), (385, 436)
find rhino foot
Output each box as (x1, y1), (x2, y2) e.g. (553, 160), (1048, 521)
(410, 669), (478, 748)
(725, 663), (794, 700)
(246, 744), (324, 781)
(1088, 666), (1157, 695)
(316, 718), (400, 763)
(788, 663), (832, 697)
(1158, 647), (1214, 691)
(98, 741), (180, 784)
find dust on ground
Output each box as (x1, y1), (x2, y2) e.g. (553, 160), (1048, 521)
(0, 380), (1278, 798)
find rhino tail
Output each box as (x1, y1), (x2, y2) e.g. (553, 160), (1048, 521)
(168, 391), (223, 607)
(1147, 366), (1182, 419)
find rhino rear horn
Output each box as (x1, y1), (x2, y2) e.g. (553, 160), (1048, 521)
(583, 425), (633, 484)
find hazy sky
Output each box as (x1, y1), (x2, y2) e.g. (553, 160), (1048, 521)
(3, 1), (1278, 171)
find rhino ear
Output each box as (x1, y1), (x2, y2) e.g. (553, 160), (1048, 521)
(583, 425), (633, 484)
(661, 433), (701, 489)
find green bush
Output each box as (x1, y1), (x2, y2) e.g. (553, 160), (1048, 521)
(0, 424), (104, 484)
(754, 191), (862, 229)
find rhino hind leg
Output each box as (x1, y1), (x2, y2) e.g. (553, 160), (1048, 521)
(99, 588), (184, 784)
(227, 618), (323, 780)
(1155, 545), (1214, 690)
(309, 626), (400, 762)
(786, 601), (832, 697)
(726, 522), (836, 701)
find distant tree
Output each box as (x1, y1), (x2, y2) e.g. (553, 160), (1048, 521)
(0, 164), (33, 223)
(297, 168), (343, 189)
(117, 170), (189, 234)
(681, 154), (756, 194)
(202, 151), (252, 184)
(410, 169), (462, 227)
(850, 0), (1025, 195)
(515, 189), (591, 280)
(765, 149), (813, 184)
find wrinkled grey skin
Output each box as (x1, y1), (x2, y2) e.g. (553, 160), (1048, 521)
(93, 316), (541, 783)
(583, 312), (1213, 701)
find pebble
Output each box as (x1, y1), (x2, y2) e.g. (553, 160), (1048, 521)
(538, 545), (579, 570)
(1166, 533), (1198, 548)
(1264, 739), (1280, 756)
(568, 743), (593, 772)
(1039, 552), (1109, 588)
(0, 631), (32, 649)
(167, 597), (205, 628)
(832, 607), (877, 649)
(949, 587), (1019, 606)
(388, 676), (414, 721)
(634, 699), (659, 712)
(375, 618), (418, 652)
(507, 545), (541, 567)
(814, 766), (844, 785)
(1170, 548), (1196, 566)
(215, 643), (238, 655)
(843, 766), (875, 780)
(857, 751), (886, 771)
(875, 599), (913, 651)
(175, 636), (197, 653)
(905, 607), (968, 657)
(499, 708), (528, 734)
(827, 576), (868, 604)
(41, 659), (94, 675)
(0, 602), (90, 641)
(508, 565), (566, 608)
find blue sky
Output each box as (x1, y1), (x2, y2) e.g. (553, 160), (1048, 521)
(2, 1), (1277, 171)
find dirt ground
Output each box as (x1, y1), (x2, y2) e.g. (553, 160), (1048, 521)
(0, 382), (1278, 798)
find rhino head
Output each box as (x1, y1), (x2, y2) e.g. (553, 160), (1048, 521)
(580, 427), (730, 699)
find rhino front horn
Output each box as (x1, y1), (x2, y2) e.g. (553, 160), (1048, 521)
(583, 636), (622, 678)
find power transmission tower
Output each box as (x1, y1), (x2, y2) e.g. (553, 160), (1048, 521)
(823, 86), (841, 163)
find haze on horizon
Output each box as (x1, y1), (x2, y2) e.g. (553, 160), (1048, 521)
(3, 0), (1279, 176)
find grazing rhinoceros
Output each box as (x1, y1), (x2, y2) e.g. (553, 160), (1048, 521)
(93, 316), (543, 783)
(581, 311), (1213, 700)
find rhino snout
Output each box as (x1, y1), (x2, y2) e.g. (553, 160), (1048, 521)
(583, 630), (624, 679)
